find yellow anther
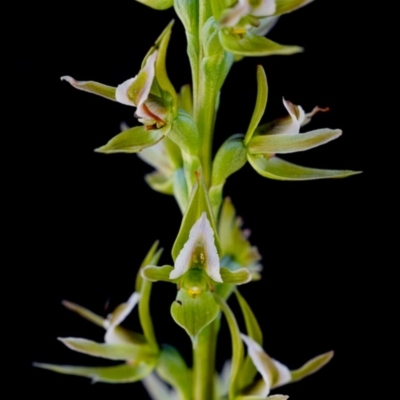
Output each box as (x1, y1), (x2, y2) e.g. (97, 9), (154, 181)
(188, 286), (202, 297)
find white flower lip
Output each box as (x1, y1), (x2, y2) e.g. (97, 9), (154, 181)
(170, 212), (222, 282)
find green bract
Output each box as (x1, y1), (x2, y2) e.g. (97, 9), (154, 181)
(40, 0), (360, 399)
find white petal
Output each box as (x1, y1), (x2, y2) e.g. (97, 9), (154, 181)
(271, 358), (291, 387)
(252, 0), (277, 17)
(116, 77), (138, 106)
(241, 334), (272, 395)
(170, 212), (222, 282)
(282, 98), (306, 135)
(104, 291), (141, 344)
(115, 51), (158, 107)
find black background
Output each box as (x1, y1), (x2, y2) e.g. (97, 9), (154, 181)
(11, 0), (379, 398)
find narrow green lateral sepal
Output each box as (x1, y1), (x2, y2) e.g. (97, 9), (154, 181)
(136, 0), (173, 10)
(62, 300), (106, 328)
(244, 66), (268, 145)
(289, 351), (334, 384)
(33, 362), (156, 383)
(60, 76), (116, 101)
(154, 20), (178, 113)
(142, 265), (175, 282)
(95, 125), (166, 154)
(220, 267), (252, 284)
(58, 337), (157, 361)
(248, 129), (342, 154)
(136, 241), (162, 292)
(248, 154), (362, 181)
(219, 30), (303, 57)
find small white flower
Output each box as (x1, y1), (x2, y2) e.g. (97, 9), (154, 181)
(170, 212), (222, 282)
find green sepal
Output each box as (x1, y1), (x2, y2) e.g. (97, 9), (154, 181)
(171, 271), (220, 342)
(220, 267), (252, 284)
(210, 134), (247, 215)
(211, 134), (247, 207)
(156, 345), (191, 399)
(58, 337), (157, 361)
(135, 241), (162, 293)
(275, 0), (314, 16)
(214, 295), (244, 400)
(171, 167), (220, 261)
(95, 125), (167, 154)
(289, 351), (334, 384)
(244, 66), (268, 145)
(142, 265), (175, 282)
(248, 129), (342, 154)
(33, 361), (156, 383)
(62, 300), (106, 328)
(136, 243), (163, 351)
(60, 76), (116, 101)
(136, 0), (173, 10)
(168, 110), (200, 189)
(248, 153), (362, 181)
(219, 30), (303, 57)
(155, 20), (178, 114)
(235, 290), (263, 390)
(178, 84), (193, 115)
(145, 171), (174, 195)
(168, 109), (199, 157)
(173, 168), (189, 213)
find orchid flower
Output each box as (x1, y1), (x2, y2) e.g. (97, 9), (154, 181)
(243, 66), (361, 180)
(60, 21), (190, 155)
(240, 334), (334, 398)
(34, 244), (162, 383)
(211, 0), (315, 58)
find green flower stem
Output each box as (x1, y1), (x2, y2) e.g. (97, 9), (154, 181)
(193, 317), (220, 400)
(139, 280), (159, 352)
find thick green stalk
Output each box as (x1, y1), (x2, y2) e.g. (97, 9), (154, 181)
(194, 0), (214, 186)
(193, 317), (219, 400)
